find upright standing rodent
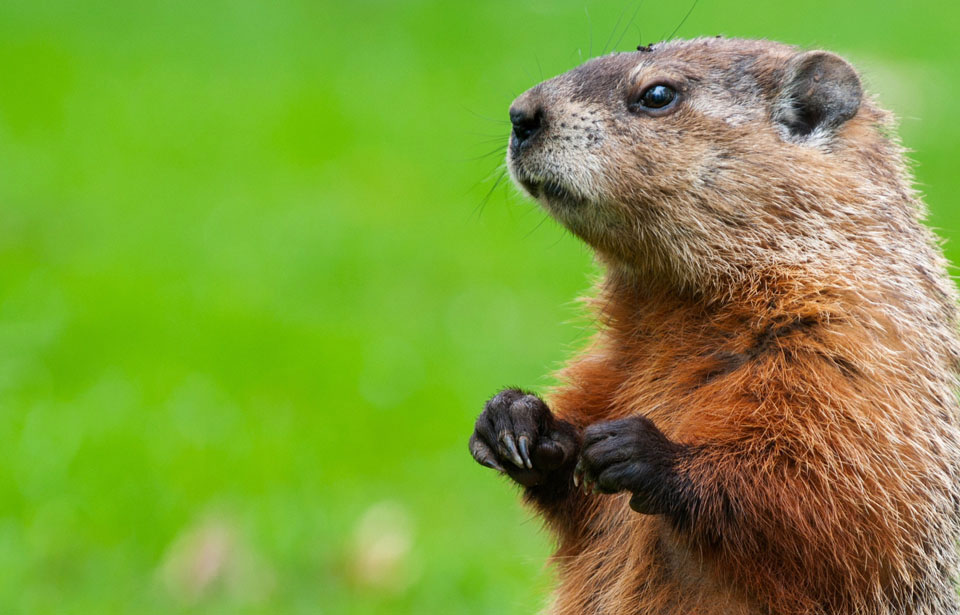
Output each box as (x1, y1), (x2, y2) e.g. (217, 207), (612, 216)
(468, 37), (960, 615)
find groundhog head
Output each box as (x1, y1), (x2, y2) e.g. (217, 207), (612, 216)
(506, 37), (899, 289)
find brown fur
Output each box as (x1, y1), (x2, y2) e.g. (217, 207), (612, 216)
(499, 38), (960, 614)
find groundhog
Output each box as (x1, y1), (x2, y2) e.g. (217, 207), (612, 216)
(468, 37), (960, 615)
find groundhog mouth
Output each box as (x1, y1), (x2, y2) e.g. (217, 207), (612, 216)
(516, 174), (585, 208)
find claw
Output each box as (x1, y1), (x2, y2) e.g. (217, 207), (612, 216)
(517, 435), (533, 469)
(573, 459), (583, 487)
(500, 432), (525, 468)
(482, 458), (506, 472)
(583, 476), (595, 496)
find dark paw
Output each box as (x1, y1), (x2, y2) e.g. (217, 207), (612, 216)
(469, 388), (579, 487)
(574, 415), (685, 514)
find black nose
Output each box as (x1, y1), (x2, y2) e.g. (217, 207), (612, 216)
(510, 106), (544, 148)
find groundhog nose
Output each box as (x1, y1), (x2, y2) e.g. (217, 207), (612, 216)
(509, 105), (544, 149)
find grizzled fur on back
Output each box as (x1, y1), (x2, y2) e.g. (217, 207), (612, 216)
(473, 37), (960, 615)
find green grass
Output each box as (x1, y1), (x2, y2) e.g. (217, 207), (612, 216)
(1, 0), (959, 612)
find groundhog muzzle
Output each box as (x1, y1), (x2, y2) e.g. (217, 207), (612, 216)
(470, 37), (960, 615)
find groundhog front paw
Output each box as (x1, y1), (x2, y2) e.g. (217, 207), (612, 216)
(469, 388), (580, 487)
(575, 415), (686, 515)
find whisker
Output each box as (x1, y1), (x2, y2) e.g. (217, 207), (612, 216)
(464, 145), (508, 162)
(585, 7), (593, 58)
(549, 228), (569, 249)
(473, 167), (510, 219)
(466, 162), (505, 195)
(472, 140), (509, 150)
(601, 5), (629, 55)
(613, 1), (646, 51)
(523, 213), (553, 239)
(521, 63), (537, 85)
(666, 0), (700, 41)
(463, 105), (510, 125)
(468, 133), (510, 142)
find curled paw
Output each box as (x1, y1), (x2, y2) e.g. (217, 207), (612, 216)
(573, 415), (684, 514)
(469, 388), (579, 487)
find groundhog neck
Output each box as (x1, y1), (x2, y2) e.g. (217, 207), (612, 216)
(596, 256), (960, 398)
(598, 261), (877, 337)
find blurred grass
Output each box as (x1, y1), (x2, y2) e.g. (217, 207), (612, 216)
(1, 0), (958, 613)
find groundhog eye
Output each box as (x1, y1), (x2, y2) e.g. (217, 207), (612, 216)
(633, 84), (677, 112)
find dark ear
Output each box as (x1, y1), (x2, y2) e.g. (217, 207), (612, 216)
(775, 50), (862, 138)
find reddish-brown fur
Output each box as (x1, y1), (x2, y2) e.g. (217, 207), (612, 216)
(543, 271), (958, 614)
(480, 38), (960, 614)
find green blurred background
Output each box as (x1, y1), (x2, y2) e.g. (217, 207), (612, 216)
(1, 0), (958, 612)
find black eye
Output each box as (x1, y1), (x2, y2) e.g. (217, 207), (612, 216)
(632, 84), (678, 112)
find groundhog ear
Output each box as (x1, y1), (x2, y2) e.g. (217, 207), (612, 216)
(774, 50), (862, 139)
